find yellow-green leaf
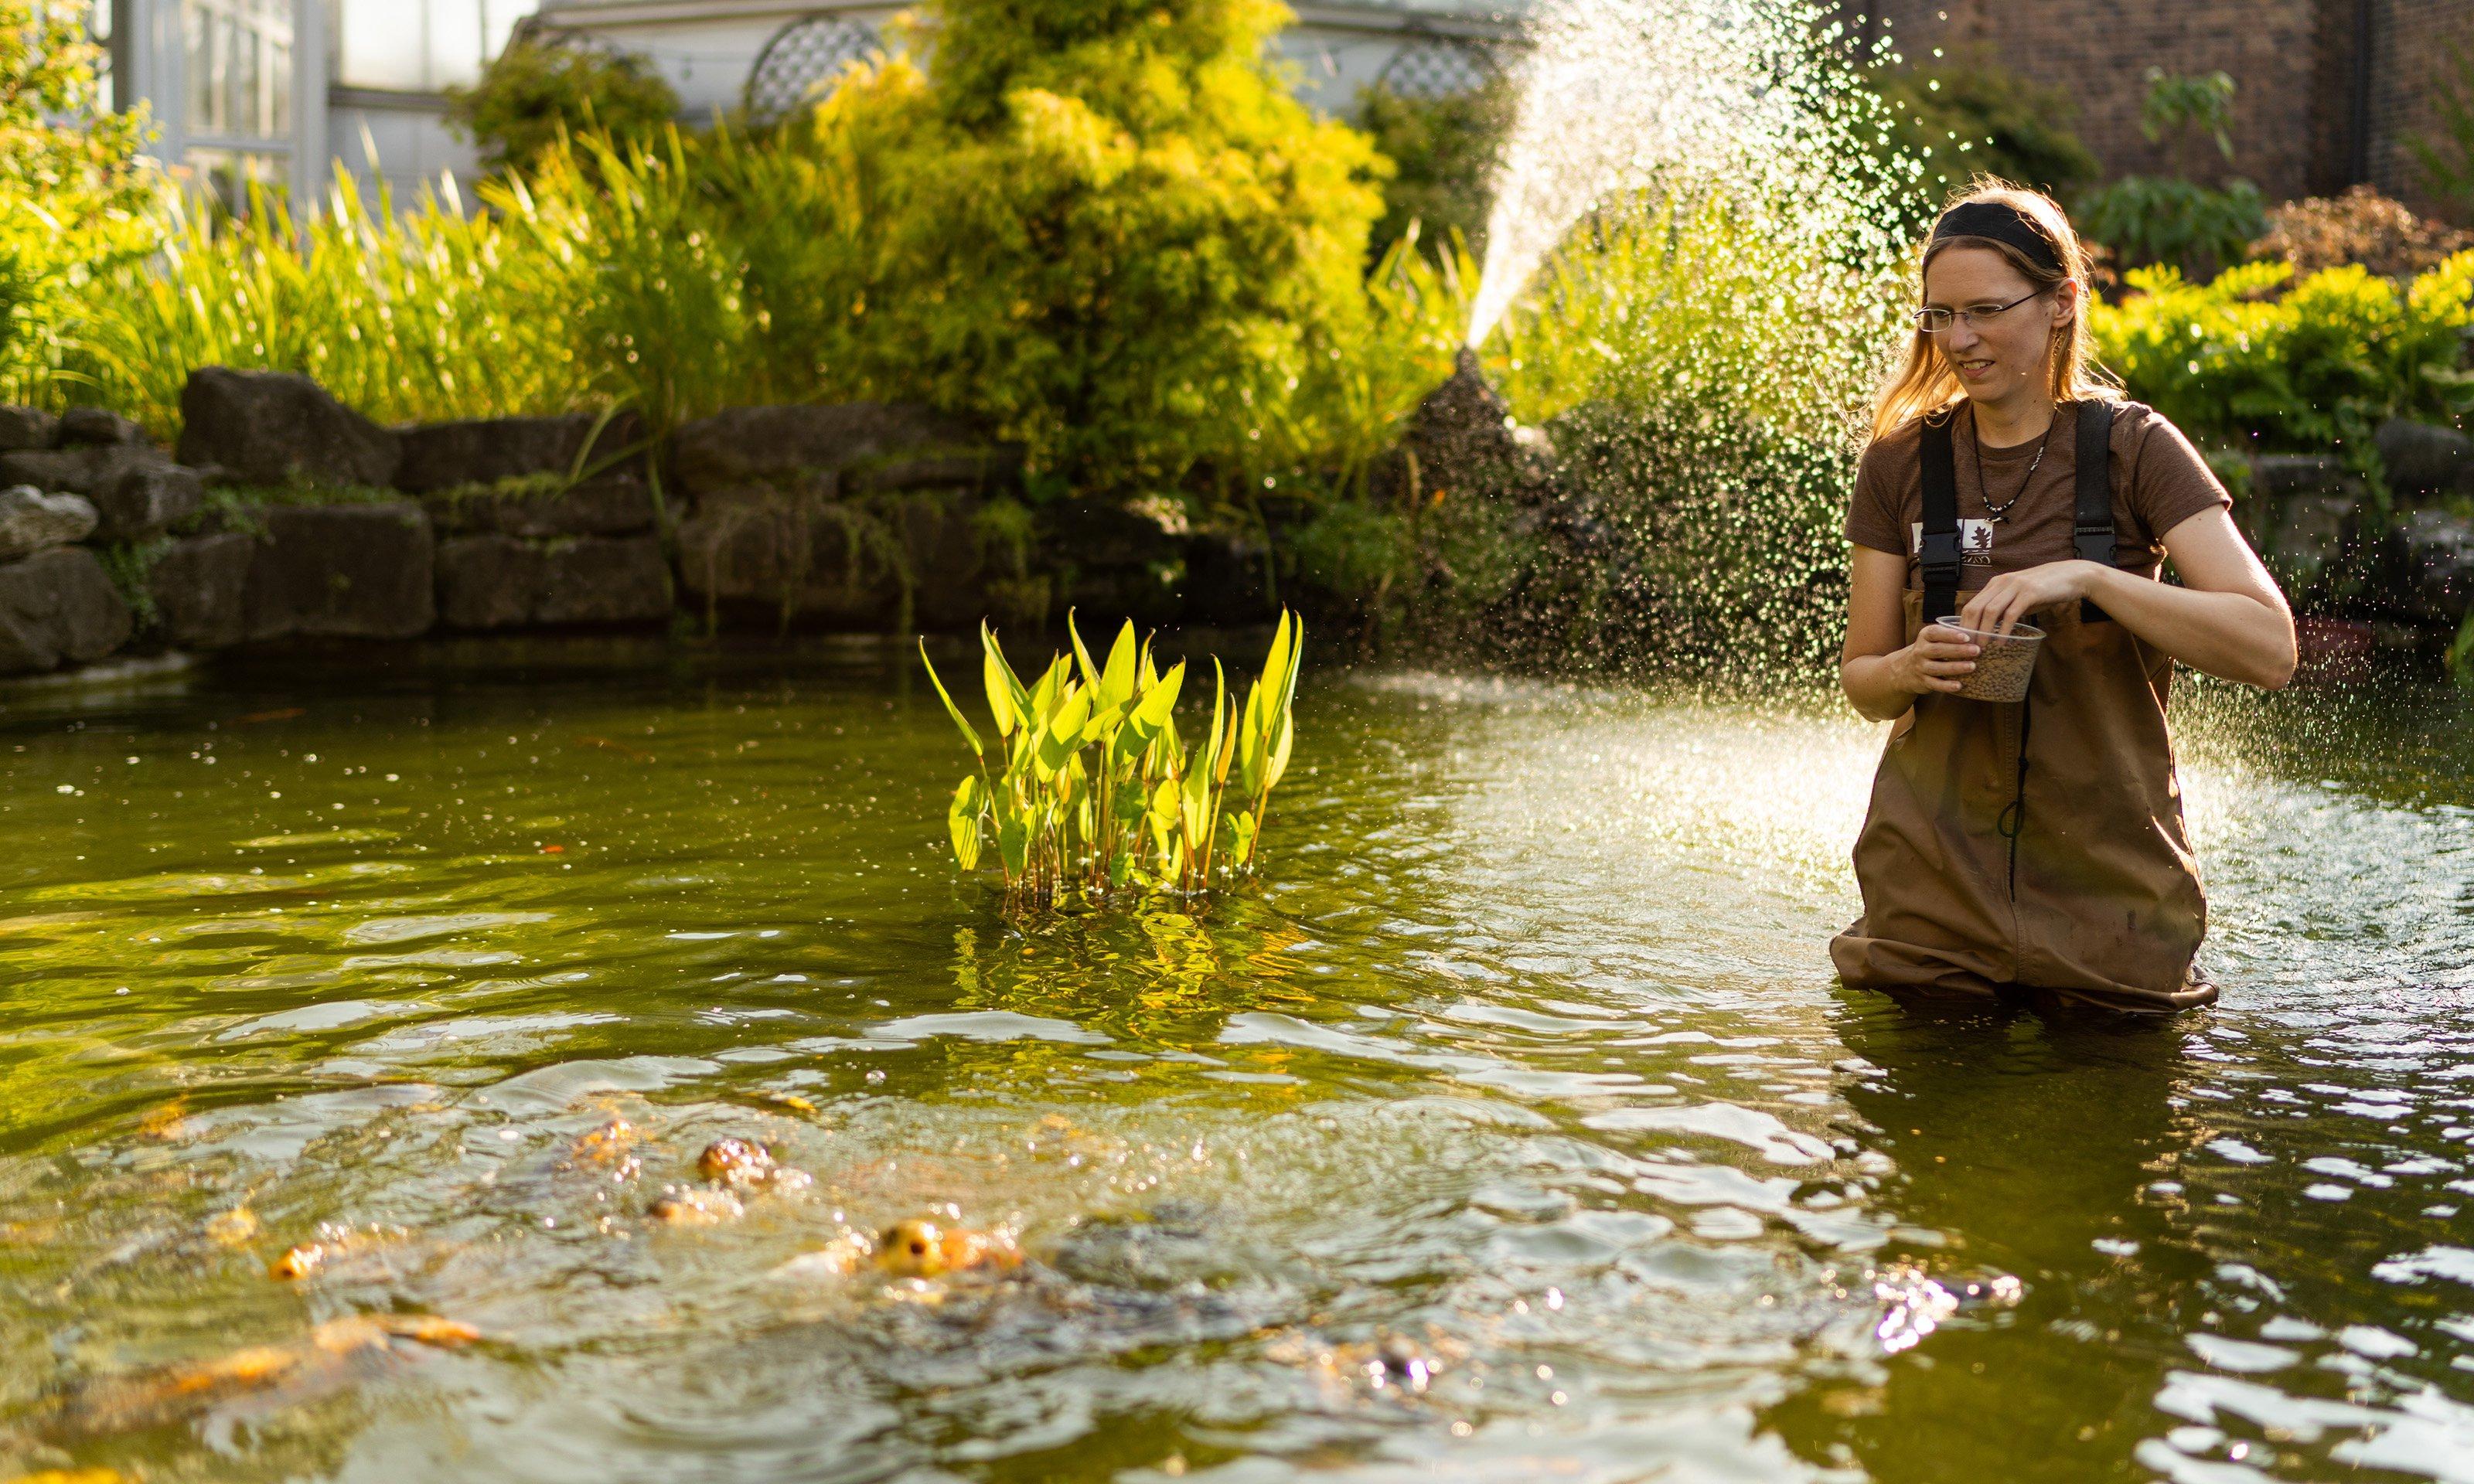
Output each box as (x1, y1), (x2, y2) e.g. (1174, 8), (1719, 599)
(918, 641), (983, 760)
(949, 777), (983, 870)
(1100, 621), (1137, 709)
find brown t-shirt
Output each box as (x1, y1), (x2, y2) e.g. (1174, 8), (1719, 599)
(1843, 400), (2230, 590)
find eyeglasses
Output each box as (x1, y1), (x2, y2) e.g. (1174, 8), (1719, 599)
(1911, 288), (2049, 335)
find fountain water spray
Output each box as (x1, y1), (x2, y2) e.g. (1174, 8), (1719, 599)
(1465, 0), (1906, 353)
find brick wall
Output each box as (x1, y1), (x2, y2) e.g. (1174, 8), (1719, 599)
(2366, 0), (2474, 216)
(1849, 0), (2339, 203)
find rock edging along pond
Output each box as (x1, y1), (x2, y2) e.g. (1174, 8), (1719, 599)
(0, 367), (1280, 679)
(0, 364), (2468, 682)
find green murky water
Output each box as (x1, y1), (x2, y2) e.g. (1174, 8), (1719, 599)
(2, 639), (2470, 1482)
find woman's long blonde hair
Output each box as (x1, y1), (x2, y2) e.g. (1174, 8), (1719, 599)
(1868, 180), (2119, 444)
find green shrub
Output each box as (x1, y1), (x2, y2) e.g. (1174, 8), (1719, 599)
(0, 2), (160, 406)
(2090, 253), (2474, 461)
(809, 0), (1389, 494)
(1355, 80), (1513, 255)
(444, 39), (680, 178)
(2076, 175), (2268, 280)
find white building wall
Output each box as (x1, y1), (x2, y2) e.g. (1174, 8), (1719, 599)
(106, 0), (1525, 213)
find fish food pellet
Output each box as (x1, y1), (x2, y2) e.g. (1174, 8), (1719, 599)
(1953, 626), (2043, 703)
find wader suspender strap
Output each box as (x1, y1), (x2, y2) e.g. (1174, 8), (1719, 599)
(2074, 399), (2118, 624)
(1918, 416), (1961, 624)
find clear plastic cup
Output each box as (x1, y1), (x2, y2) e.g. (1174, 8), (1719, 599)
(1941, 620), (2045, 703)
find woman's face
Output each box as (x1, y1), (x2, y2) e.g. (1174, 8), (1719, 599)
(1920, 245), (2076, 407)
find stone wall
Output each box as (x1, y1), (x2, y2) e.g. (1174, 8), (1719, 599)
(0, 367), (1249, 680)
(1844, 0), (2333, 200)
(2363, 0), (2474, 216)
(1838, 0), (2474, 217)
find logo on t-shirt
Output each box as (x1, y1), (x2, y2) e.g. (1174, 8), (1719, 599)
(1910, 519), (1995, 566)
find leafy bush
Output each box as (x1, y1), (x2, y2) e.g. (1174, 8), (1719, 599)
(811, 0), (1389, 493)
(2076, 175), (2268, 281)
(1355, 80), (1513, 255)
(444, 38), (680, 177)
(2254, 185), (2474, 277)
(2090, 254), (2474, 461)
(2077, 66), (2264, 281)
(0, 2), (160, 405)
(1864, 61), (2099, 229)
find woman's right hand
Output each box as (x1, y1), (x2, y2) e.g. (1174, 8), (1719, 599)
(1892, 625), (1980, 696)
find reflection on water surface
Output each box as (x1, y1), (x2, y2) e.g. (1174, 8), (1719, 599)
(0, 642), (2469, 1482)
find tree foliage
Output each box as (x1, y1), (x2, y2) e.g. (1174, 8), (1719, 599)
(444, 38), (680, 177)
(0, 1), (158, 403)
(1354, 80), (1511, 256)
(802, 0), (1389, 492)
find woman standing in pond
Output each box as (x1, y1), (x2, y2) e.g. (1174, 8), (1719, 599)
(1831, 184), (2297, 1013)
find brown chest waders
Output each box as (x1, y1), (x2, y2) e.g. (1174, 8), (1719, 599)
(1831, 401), (2216, 1013)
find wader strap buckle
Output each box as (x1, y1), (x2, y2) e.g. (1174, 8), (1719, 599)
(2074, 400), (2118, 624)
(1918, 414), (1961, 625)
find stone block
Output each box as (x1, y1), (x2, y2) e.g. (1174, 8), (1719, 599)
(422, 477), (659, 538)
(2264, 495), (2356, 592)
(670, 402), (983, 499)
(435, 535), (670, 630)
(0, 487), (97, 562)
(150, 533), (254, 650)
(0, 445), (206, 540)
(2247, 453), (2360, 502)
(0, 546), (132, 673)
(2394, 509), (2474, 625)
(531, 537), (672, 626)
(58, 406), (147, 447)
(0, 407), (59, 453)
(392, 412), (645, 493)
(843, 446), (1027, 496)
(177, 368), (400, 489)
(244, 502), (434, 641)
(89, 463), (204, 542)
(2376, 417), (2474, 502)
(674, 491), (983, 626)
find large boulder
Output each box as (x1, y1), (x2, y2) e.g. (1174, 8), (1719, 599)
(392, 412), (646, 493)
(0, 445), (202, 540)
(670, 403), (987, 499)
(422, 477), (659, 539)
(58, 406), (146, 447)
(0, 487), (97, 561)
(435, 535), (671, 629)
(2261, 495), (2359, 595)
(674, 490), (990, 628)
(2392, 509), (2474, 626)
(0, 546), (132, 673)
(150, 533), (255, 650)
(2376, 417), (2474, 502)
(244, 502), (434, 640)
(177, 368), (400, 489)
(0, 407), (59, 453)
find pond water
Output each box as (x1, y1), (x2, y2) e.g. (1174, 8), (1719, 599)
(2, 639), (2470, 1483)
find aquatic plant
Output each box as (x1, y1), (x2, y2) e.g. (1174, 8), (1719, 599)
(919, 612), (1303, 906)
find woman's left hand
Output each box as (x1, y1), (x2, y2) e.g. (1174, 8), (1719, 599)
(1956, 560), (2106, 636)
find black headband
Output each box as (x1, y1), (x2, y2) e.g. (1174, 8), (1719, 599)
(1930, 201), (2066, 276)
